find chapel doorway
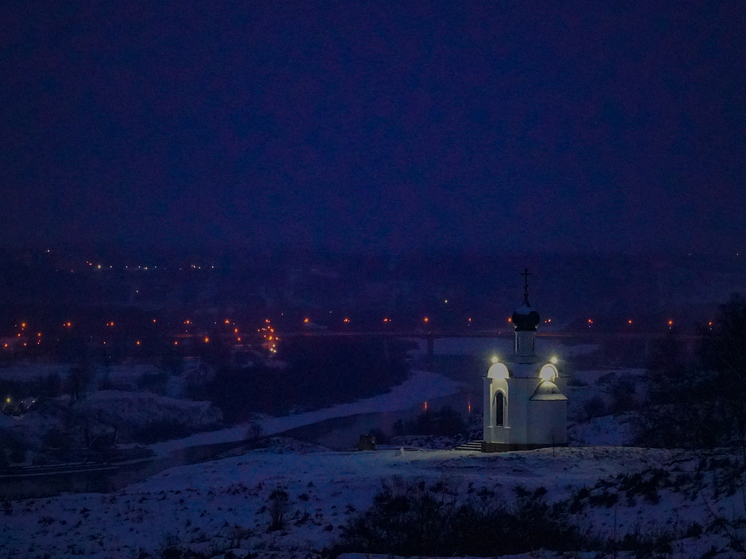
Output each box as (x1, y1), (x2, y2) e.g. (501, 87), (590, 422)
(495, 391), (504, 426)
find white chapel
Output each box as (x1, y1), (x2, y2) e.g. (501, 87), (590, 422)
(482, 269), (568, 452)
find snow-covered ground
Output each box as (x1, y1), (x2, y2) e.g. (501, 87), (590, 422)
(0, 362), (160, 385)
(79, 390), (222, 434)
(5, 347), (743, 557)
(2, 442), (744, 558)
(0, 360), (196, 398)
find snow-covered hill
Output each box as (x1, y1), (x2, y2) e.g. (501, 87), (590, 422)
(2, 442), (744, 558)
(3, 352), (744, 557)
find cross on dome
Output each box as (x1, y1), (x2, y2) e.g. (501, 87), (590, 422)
(512, 268), (540, 332)
(521, 268), (532, 306)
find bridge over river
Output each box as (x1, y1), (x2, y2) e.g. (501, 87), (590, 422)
(277, 329), (703, 363)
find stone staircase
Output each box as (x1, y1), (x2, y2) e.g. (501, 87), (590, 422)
(453, 440), (483, 452)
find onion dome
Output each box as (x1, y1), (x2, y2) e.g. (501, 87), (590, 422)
(512, 301), (540, 331)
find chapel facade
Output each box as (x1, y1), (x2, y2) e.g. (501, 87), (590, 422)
(482, 270), (568, 452)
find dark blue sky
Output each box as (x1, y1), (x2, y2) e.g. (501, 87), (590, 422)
(2, 1), (744, 254)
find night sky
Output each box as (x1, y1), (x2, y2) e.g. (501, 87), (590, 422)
(2, 1), (744, 255)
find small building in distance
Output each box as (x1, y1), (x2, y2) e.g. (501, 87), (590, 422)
(482, 270), (567, 452)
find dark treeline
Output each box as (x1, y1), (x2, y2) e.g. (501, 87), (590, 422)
(636, 293), (746, 448)
(205, 337), (412, 422)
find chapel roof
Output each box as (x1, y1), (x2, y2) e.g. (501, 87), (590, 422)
(530, 380), (568, 401)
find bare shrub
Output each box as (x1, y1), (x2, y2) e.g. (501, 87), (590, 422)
(245, 422), (265, 448)
(333, 477), (588, 557)
(267, 487), (289, 531)
(227, 524), (252, 547)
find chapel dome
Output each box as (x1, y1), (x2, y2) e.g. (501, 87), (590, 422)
(487, 362), (510, 380)
(512, 303), (540, 332)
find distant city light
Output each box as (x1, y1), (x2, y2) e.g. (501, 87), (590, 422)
(423, 317), (429, 323)
(136, 341), (141, 345)
(628, 320), (633, 324)
(204, 337), (210, 343)
(668, 320), (674, 326)
(304, 318), (309, 323)
(224, 319), (230, 324)
(343, 317), (350, 323)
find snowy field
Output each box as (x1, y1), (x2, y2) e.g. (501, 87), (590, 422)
(5, 342), (743, 557)
(2, 443), (744, 558)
